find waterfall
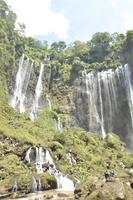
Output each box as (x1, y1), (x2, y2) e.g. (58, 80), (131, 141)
(10, 55), (46, 120)
(37, 176), (42, 191)
(11, 54), (31, 112)
(25, 147), (74, 191)
(12, 179), (18, 192)
(31, 176), (42, 193)
(45, 149), (55, 166)
(76, 64), (133, 141)
(56, 174), (74, 191)
(30, 63), (44, 121)
(54, 116), (63, 132)
(97, 73), (106, 139)
(31, 176), (37, 193)
(122, 64), (133, 129)
(66, 153), (76, 165)
(46, 94), (52, 110)
(25, 147), (31, 163)
(35, 147), (45, 173)
(36, 147), (45, 164)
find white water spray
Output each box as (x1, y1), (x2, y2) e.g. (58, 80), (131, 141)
(25, 147), (74, 191)
(30, 63), (44, 121)
(77, 64), (133, 139)
(46, 94), (52, 110)
(10, 55), (34, 113)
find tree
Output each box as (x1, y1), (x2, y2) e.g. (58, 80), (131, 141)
(124, 30), (133, 51)
(72, 40), (90, 62)
(0, 0), (16, 27)
(51, 41), (66, 52)
(43, 40), (48, 49)
(88, 32), (112, 62)
(110, 32), (125, 62)
(26, 37), (44, 49)
(17, 23), (26, 35)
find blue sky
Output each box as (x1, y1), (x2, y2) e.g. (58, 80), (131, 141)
(5, 0), (133, 43)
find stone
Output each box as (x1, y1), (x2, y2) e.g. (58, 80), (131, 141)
(74, 189), (82, 194)
(57, 192), (69, 197)
(46, 195), (54, 199)
(129, 178), (133, 188)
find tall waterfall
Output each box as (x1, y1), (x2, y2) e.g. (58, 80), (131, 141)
(76, 64), (133, 144)
(122, 64), (133, 129)
(30, 63), (44, 121)
(25, 147), (74, 191)
(10, 54), (32, 113)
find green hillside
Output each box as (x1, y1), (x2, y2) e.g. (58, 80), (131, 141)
(1, 0), (133, 199)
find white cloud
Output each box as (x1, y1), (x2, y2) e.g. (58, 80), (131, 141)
(121, 12), (133, 33)
(5, 0), (70, 39)
(109, 0), (120, 8)
(107, 0), (133, 34)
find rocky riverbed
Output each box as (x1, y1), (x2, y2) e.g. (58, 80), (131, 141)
(6, 190), (74, 200)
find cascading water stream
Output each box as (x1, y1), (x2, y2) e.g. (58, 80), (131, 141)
(56, 175), (74, 191)
(11, 54), (30, 112)
(77, 64), (133, 141)
(11, 53), (24, 110)
(25, 147), (31, 163)
(12, 179), (18, 192)
(35, 147), (45, 173)
(122, 64), (133, 129)
(46, 94), (52, 110)
(97, 73), (106, 139)
(31, 176), (42, 193)
(45, 149), (55, 166)
(30, 63), (44, 121)
(25, 147), (74, 191)
(31, 176), (38, 193)
(54, 116), (63, 132)
(20, 61), (34, 111)
(67, 153), (76, 166)
(10, 55), (34, 113)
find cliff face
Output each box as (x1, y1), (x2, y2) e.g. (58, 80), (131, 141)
(8, 50), (133, 148)
(74, 63), (133, 148)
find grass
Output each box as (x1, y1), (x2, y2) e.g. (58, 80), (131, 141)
(0, 90), (133, 197)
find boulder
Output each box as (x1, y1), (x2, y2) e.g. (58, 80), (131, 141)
(85, 178), (125, 200)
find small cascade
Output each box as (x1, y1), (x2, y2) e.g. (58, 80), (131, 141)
(12, 179), (18, 192)
(46, 94), (52, 110)
(31, 176), (42, 193)
(25, 147), (31, 163)
(76, 64), (133, 142)
(66, 153), (76, 165)
(56, 174), (74, 191)
(31, 176), (38, 193)
(45, 149), (55, 166)
(35, 147), (45, 173)
(25, 147), (74, 191)
(37, 176), (42, 191)
(30, 63), (44, 121)
(11, 54), (31, 112)
(54, 116), (63, 132)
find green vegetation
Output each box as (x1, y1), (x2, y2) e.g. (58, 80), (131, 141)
(1, 107), (133, 197)
(1, 0), (133, 198)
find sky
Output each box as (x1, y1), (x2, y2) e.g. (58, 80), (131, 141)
(5, 0), (133, 43)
